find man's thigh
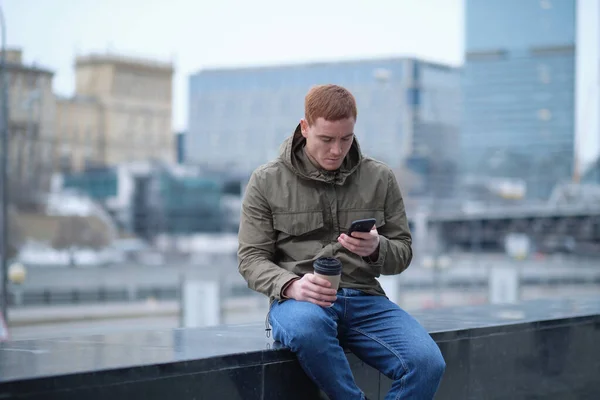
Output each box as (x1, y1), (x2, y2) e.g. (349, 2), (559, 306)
(341, 294), (441, 380)
(268, 300), (339, 348)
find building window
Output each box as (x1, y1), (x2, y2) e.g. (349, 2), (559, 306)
(407, 88), (421, 107)
(25, 73), (37, 89)
(537, 109), (552, 121)
(86, 127), (94, 145)
(538, 64), (551, 84)
(373, 68), (392, 82)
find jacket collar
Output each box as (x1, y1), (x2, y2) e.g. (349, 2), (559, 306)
(279, 123), (363, 185)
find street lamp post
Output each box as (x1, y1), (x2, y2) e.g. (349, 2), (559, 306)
(422, 254), (451, 308)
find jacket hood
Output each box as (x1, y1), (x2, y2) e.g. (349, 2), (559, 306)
(278, 123), (363, 185)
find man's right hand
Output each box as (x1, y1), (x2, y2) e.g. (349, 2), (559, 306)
(283, 274), (338, 307)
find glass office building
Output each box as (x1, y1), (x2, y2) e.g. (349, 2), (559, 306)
(59, 164), (224, 237)
(187, 57), (460, 180)
(462, 0), (578, 199)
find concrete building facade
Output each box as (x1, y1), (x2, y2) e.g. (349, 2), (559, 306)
(2, 49), (56, 198)
(55, 53), (174, 173)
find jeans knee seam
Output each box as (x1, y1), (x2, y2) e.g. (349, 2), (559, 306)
(351, 327), (408, 398)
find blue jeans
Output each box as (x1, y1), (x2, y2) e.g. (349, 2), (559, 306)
(269, 288), (445, 400)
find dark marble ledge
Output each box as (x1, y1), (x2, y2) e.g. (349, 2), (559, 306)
(431, 313), (599, 344)
(0, 295), (598, 392)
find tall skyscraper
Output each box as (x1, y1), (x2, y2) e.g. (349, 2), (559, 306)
(575, 0), (600, 181)
(187, 57), (460, 185)
(462, 0), (599, 199)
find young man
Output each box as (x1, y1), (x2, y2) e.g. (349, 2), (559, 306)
(238, 84), (445, 399)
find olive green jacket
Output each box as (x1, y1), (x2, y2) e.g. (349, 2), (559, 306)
(237, 124), (412, 301)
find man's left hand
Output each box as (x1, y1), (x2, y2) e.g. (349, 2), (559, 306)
(338, 226), (380, 258)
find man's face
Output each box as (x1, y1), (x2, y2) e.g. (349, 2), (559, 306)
(300, 117), (355, 171)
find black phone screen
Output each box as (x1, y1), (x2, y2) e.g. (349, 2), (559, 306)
(347, 218), (376, 236)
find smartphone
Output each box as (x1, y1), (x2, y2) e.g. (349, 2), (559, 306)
(347, 218), (376, 237)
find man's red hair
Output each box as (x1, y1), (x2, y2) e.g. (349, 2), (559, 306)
(304, 84), (358, 126)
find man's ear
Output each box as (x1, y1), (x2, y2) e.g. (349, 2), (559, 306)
(300, 119), (309, 138)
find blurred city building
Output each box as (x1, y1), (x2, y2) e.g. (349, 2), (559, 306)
(52, 162), (227, 240)
(582, 157), (600, 184)
(54, 53), (175, 173)
(175, 131), (185, 164)
(186, 57), (460, 196)
(2, 3), (600, 348)
(2, 48), (56, 204)
(462, 0), (600, 200)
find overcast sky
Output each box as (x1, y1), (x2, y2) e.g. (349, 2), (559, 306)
(6, 0), (464, 131)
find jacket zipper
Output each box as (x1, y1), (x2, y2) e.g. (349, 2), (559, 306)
(331, 181), (338, 241)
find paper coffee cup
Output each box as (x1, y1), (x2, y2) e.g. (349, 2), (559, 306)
(313, 257), (343, 291)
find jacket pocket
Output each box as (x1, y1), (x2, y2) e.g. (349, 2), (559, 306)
(273, 211), (325, 237)
(272, 211), (325, 262)
(339, 209), (386, 234)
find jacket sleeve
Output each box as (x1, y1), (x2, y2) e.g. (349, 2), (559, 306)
(372, 168), (413, 275)
(237, 170), (300, 300)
